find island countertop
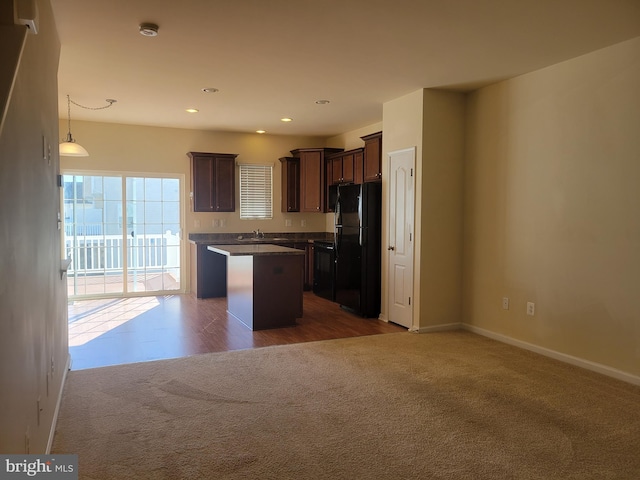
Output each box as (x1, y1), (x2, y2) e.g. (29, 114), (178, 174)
(207, 244), (306, 256)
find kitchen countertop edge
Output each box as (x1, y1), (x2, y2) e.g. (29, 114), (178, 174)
(189, 232), (333, 245)
(208, 244), (306, 256)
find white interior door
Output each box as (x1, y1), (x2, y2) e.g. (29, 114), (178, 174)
(387, 148), (415, 328)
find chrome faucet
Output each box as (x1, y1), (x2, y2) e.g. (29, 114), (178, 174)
(253, 229), (264, 238)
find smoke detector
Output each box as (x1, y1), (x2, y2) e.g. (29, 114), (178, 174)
(139, 23), (159, 37)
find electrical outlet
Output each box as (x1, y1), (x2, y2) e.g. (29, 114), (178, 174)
(285, 219), (292, 227)
(220, 219), (227, 227)
(301, 219), (306, 227)
(213, 219), (220, 227)
(527, 302), (535, 316)
(502, 297), (509, 310)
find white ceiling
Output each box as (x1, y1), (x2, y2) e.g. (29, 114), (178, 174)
(51, 0), (640, 136)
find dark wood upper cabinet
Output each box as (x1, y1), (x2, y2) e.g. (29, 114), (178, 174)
(290, 148), (343, 213)
(361, 131), (382, 182)
(188, 152), (237, 212)
(327, 149), (360, 185)
(279, 156), (300, 212)
(354, 149), (364, 184)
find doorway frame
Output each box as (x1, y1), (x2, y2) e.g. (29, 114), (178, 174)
(60, 169), (187, 299)
(383, 147), (416, 330)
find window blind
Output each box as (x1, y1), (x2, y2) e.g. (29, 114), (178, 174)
(239, 164), (273, 219)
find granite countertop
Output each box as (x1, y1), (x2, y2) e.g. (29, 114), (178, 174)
(207, 244), (306, 256)
(189, 232), (333, 245)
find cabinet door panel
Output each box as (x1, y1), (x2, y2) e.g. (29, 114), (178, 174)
(363, 133), (382, 182)
(193, 156), (214, 211)
(342, 153), (354, 184)
(301, 151), (323, 212)
(354, 150), (364, 184)
(280, 157), (300, 212)
(213, 156), (235, 212)
(331, 157), (342, 184)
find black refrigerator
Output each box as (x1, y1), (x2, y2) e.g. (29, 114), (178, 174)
(333, 182), (382, 317)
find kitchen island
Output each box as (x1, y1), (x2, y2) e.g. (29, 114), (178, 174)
(207, 244), (305, 330)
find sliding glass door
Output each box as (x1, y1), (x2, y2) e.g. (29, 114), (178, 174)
(63, 174), (182, 298)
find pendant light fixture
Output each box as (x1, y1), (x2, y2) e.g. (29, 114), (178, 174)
(59, 95), (117, 157)
(59, 95), (88, 156)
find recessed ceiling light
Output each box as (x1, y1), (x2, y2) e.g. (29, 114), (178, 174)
(315, 100), (330, 104)
(280, 117), (293, 122)
(202, 87), (219, 93)
(256, 130), (266, 134)
(186, 108), (199, 113)
(139, 23), (159, 37)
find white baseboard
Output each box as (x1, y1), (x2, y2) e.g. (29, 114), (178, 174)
(46, 353), (71, 454)
(409, 322), (462, 334)
(462, 324), (640, 386)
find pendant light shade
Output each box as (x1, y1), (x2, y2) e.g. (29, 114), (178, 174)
(59, 133), (89, 157)
(59, 94), (89, 157)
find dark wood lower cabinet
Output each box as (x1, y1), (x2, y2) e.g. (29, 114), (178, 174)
(190, 243), (227, 298)
(191, 241), (315, 297)
(226, 253), (304, 330)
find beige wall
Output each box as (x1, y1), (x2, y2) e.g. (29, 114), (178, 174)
(381, 89), (425, 328)
(60, 122), (332, 292)
(380, 89), (465, 331)
(325, 122), (383, 151)
(420, 90), (465, 328)
(463, 36), (640, 377)
(0, 0), (67, 453)
(61, 121), (328, 234)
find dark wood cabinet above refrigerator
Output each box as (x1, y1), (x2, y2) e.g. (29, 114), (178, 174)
(289, 148), (343, 213)
(361, 132), (382, 182)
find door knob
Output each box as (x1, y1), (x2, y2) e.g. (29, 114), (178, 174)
(387, 246), (395, 251)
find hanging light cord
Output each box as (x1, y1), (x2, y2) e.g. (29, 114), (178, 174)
(64, 95), (117, 140)
(69, 97), (117, 110)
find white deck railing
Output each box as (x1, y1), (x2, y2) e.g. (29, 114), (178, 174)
(65, 231), (180, 274)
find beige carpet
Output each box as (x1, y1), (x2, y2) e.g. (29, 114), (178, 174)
(52, 331), (640, 479)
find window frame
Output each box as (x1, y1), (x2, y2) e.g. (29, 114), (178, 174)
(238, 163), (273, 220)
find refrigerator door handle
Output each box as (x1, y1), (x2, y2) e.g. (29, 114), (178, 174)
(334, 190), (341, 256)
